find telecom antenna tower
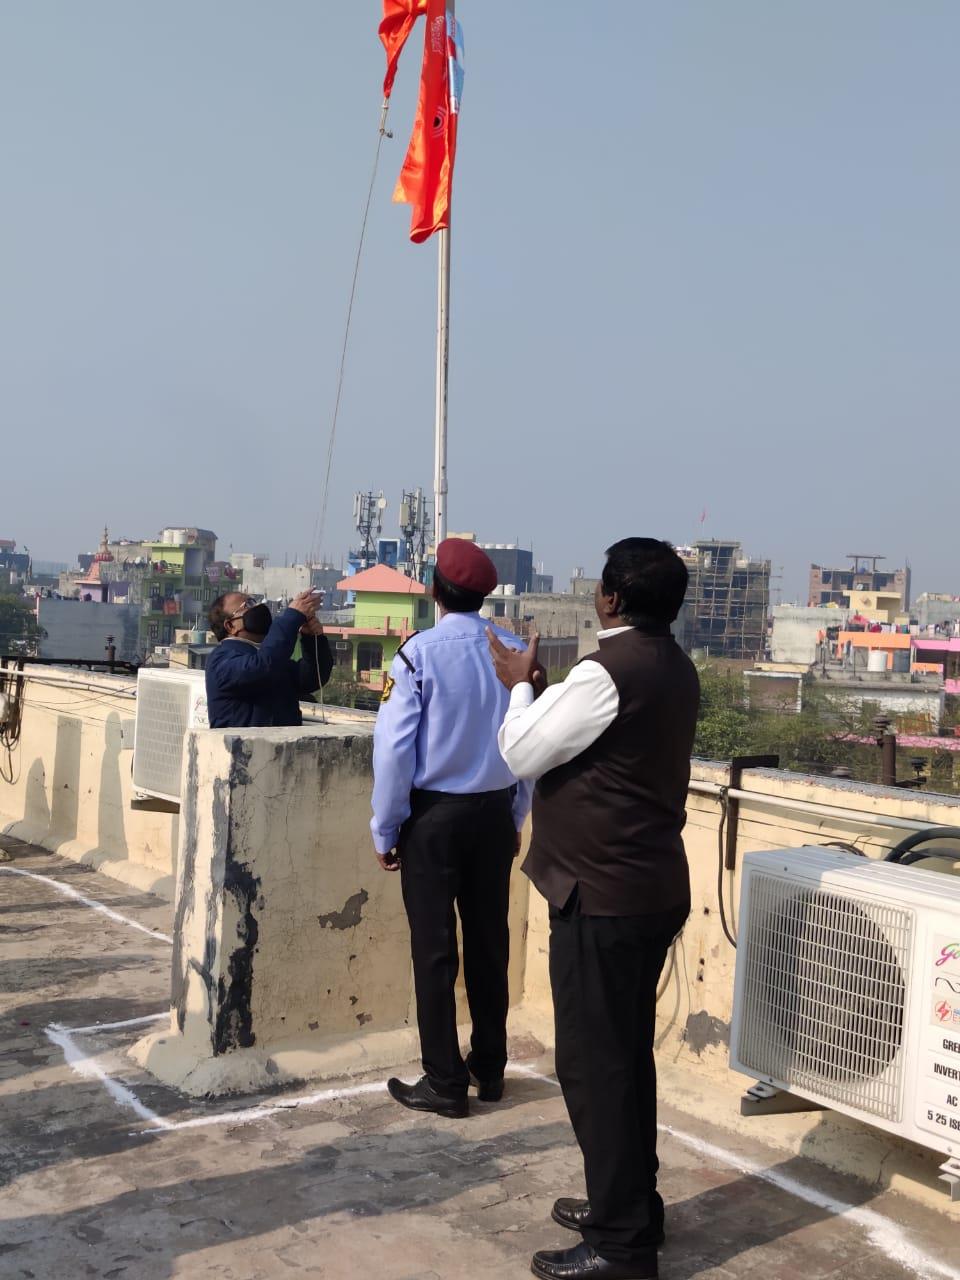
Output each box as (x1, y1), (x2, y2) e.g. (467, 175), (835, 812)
(352, 491), (387, 569)
(399, 487), (432, 583)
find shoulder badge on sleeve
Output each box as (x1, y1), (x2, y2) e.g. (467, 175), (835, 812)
(380, 676), (396, 704)
(395, 632), (420, 673)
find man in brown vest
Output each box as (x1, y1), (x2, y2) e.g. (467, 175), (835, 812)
(489, 538), (699, 1280)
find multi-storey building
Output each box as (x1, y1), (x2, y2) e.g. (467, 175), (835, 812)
(476, 543), (534, 594)
(323, 564), (434, 691)
(915, 593), (960, 632)
(808, 556), (910, 612)
(72, 526), (240, 654)
(0, 540), (31, 588)
(679, 540), (771, 660)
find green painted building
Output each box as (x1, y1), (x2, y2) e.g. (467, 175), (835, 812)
(327, 564), (434, 688)
(139, 528), (239, 652)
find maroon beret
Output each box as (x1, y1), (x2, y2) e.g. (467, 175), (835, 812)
(436, 539), (498, 596)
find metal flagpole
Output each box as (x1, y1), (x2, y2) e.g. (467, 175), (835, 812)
(433, 0), (455, 546)
(434, 223), (450, 544)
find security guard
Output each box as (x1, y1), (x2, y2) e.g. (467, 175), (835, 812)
(371, 539), (532, 1118)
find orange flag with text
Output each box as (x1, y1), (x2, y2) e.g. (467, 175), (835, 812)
(380, 0), (464, 244)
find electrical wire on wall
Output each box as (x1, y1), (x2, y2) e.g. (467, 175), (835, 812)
(716, 787), (738, 949)
(315, 643), (326, 725)
(0, 663), (25, 785)
(656, 937), (679, 1001)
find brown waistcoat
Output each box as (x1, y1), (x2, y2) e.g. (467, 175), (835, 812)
(522, 626), (700, 916)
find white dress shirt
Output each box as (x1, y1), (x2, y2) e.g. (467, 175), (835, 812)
(497, 626), (632, 781)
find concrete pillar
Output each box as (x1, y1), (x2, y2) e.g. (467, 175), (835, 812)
(133, 723), (533, 1096)
(134, 724), (418, 1094)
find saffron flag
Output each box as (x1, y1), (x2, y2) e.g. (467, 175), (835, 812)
(381, 0), (464, 244)
(379, 0), (428, 100)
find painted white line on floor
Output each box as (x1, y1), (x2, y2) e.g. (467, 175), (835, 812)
(0, 866), (173, 944)
(43, 1025), (959, 1277)
(662, 1124), (960, 1280)
(149, 1080), (391, 1133)
(44, 1024), (173, 1131)
(507, 1062), (560, 1088)
(67, 1012), (170, 1035)
(465, 1068), (960, 1280)
(146, 1062), (559, 1134)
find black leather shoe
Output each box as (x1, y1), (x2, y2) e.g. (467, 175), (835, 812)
(552, 1198), (593, 1232)
(386, 1076), (468, 1118)
(531, 1241), (657, 1279)
(466, 1055), (504, 1102)
(551, 1199), (665, 1248)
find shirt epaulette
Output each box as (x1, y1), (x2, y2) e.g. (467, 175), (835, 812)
(396, 633), (420, 672)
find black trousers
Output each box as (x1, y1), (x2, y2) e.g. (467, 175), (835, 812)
(549, 889), (689, 1264)
(398, 788), (516, 1097)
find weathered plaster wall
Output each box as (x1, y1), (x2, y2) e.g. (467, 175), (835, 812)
(0, 668), (179, 895)
(134, 723), (533, 1094)
(0, 668), (373, 897)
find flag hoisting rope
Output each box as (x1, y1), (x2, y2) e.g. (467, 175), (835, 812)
(308, 106), (392, 567)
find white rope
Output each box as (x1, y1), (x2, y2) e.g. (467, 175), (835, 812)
(308, 102), (392, 566)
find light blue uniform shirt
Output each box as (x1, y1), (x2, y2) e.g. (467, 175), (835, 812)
(371, 612), (533, 854)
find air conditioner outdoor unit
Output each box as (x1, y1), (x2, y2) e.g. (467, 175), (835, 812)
(132, 668), (209, 803)
(731, 847), (960, 1195)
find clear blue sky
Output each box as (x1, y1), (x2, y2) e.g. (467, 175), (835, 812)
(2, 2), (957, 601)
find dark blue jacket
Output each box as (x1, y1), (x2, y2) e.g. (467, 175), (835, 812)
(205, 607), (333, 729)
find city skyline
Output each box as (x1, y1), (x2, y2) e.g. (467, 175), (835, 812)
(12, 515), (944, 613)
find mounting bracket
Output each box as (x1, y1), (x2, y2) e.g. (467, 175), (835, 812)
(939, 1156), (960, 1202)
(725, 755), (780, 871)
(740, 1081), (825, 1117)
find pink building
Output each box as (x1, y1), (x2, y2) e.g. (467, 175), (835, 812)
(913, 637), (960, 695)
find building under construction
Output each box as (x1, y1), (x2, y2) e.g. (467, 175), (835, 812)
(680, 539), (771, 660)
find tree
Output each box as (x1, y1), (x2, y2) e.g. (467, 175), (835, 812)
(694, 664), (753, 760)
(693, 662), (879, 783)
(0, 594), (43, 655)
(321, 664), (381, 712)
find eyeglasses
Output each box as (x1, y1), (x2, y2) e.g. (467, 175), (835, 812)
(227, 598), (261, 620)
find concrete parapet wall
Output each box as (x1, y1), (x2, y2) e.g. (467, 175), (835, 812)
(134, 723), (533, 1095)
(0, 666), (373, 897)
(0, 667), (179, 895)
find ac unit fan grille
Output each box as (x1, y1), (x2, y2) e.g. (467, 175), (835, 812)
(737, 875), (912, 1121)
(133, 679), (192, 799)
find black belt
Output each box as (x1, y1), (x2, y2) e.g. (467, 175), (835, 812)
(411, 786), (515, 804)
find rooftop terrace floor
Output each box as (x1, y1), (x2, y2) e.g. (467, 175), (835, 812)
(2, 838), (958, 1280)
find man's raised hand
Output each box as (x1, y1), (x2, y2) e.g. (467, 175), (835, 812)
(487, 629), (541, 691)
(291, 590), (320, 620)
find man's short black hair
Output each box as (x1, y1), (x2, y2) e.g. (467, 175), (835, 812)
(208, 594), (232, 641)
(432, 567), (486, 614)
(601, 538), (688, 625)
